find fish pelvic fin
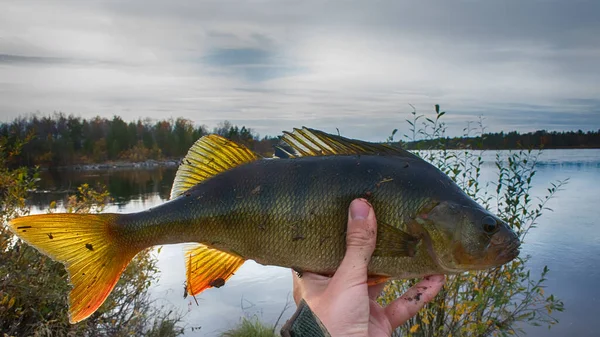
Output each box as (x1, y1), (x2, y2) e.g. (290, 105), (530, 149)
(8, 213), (137, 323)
(184, 244), (245, 297)
(277, 127), (420, 160)
(171, 135), (260, 199)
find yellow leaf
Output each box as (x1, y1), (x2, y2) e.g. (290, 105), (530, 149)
(7, 297), (15, 309)
(409, 324), (420, 333)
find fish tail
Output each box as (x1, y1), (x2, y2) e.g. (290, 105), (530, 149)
(8, 213), (137, 323)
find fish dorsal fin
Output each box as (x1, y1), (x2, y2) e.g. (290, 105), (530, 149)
(171, 135), (260, 199)
(278, 127), (420, 159)
(184, 244), (245, 297)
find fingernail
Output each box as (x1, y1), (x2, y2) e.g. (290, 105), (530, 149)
(350, 199), (370, 220)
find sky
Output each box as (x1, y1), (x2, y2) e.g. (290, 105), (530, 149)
(1, 0), (599, 141)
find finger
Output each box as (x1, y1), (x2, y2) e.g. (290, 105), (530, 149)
(384, 275), (445, 329)
(333, 199), (377, 286)
(368, 282), (386, 300)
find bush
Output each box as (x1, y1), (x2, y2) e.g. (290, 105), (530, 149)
(379, 105), (565, 336)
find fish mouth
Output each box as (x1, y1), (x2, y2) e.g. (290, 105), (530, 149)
(495, 239), (521, 263)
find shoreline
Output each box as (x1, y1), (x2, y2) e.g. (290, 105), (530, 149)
(43, 159), (181, 171)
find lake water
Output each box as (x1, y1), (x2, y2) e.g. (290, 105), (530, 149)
(29, 149), (600, 337)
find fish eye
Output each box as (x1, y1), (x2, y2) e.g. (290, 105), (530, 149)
(481, 216), (498, 234)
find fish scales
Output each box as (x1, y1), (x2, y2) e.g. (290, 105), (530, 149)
(118, 155), (458, 276)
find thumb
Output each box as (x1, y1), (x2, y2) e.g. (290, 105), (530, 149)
(333, 198), (377, 286)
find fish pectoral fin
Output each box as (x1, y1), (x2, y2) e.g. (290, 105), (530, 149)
(278, 127), (420, 160)
(184, 244), (246, 297)
(170, 135), (260, 199)
(373, 222), (420, 258)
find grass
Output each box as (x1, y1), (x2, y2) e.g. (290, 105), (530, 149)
(220, 317), (278, 337)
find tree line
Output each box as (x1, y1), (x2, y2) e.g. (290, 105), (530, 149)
(1, 113), (598, 168)
(404, 129), (600, 150)
(0, 114), (279, 168)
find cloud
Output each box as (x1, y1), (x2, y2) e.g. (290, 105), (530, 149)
(0, 0), (598, 140)
(202, 47), (304, 81)
(0, 54), (74, 65)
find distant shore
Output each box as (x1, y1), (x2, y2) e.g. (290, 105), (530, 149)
(46, 159), (181, 171)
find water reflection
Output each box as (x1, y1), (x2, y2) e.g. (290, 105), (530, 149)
(30, 168), (176, 210)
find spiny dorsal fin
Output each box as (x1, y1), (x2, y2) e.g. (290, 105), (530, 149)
(277, 127), (420, 159)
(184, 244), (245, 297)
(171, 135), (259, 199)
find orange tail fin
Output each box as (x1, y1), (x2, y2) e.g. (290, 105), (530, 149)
(8, 213), (136, 323)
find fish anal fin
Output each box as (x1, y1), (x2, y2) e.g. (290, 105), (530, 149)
(373, 221), (421, 258)
(185, 244), (245, 296)
(278, 127), (420, 159)
(171, 135), (260, 199)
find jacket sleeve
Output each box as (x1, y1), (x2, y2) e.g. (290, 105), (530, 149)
(280, 299), (331, 337)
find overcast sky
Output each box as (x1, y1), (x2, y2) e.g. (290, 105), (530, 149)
(1, 0), (599, 140)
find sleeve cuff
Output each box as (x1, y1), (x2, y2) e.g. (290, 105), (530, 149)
(280, 299), (331, 337)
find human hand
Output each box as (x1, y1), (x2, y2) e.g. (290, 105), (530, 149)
(292, 198), (446, 337)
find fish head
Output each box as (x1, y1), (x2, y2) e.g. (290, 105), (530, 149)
(422, 201), (520, 272)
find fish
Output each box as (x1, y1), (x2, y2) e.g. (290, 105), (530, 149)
(7, 127), (520, 323)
